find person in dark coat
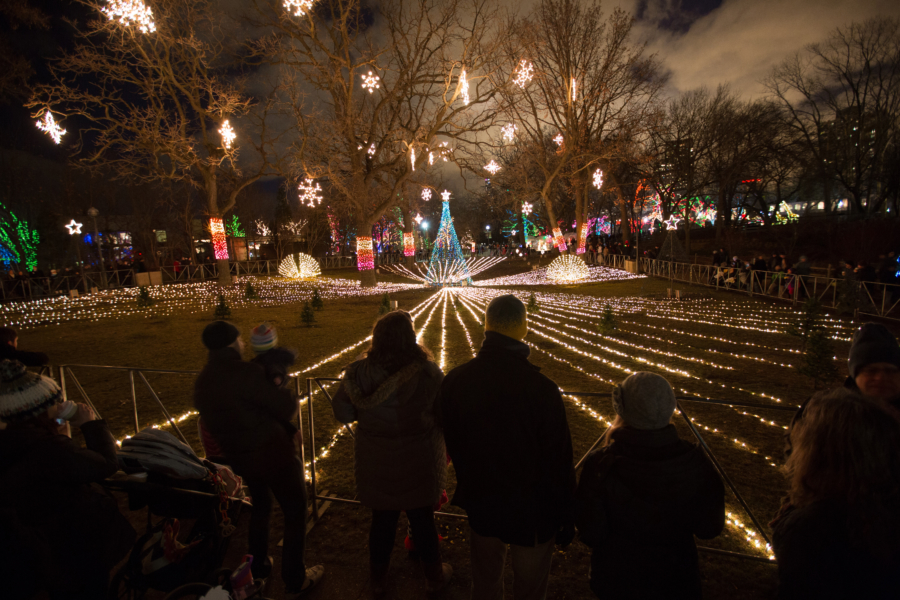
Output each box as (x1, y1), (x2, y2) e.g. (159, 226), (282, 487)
(771, 387), (900, 599)
(332, 310), (449, 596)
(249, 322), (297, 388)
(0, 359), (135, 599)
(193, 321), (323, 598)
(575, 372), (725, 599)
(0, 326), (49, 366)
(438, 294), (576, 600)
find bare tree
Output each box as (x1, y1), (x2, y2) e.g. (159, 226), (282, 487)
(766, 17), (900, 216)
(29, 0), (285, 285)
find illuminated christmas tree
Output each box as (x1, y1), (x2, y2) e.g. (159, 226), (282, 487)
(427, 192), (471, 286)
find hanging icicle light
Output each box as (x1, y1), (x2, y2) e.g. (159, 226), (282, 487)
(571, 77), (577, 102)
(219, 120), (236, 149)
(513, 59), (534, 88)
(35, 112), (66, 144)
(298, 178), (323, 207)
(593, 168), (604, 190)
(283, 0), (314, 17)
(484, 160), (501, 175)
(101, 0), (156, 33)
(459, 70), (470, 105)
(501, 123), (518, 143)
(361, 71), (380, 94)
(410, 146), (416, 171)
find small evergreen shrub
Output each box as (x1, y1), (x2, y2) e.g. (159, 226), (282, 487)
(214, 294), (231, 320)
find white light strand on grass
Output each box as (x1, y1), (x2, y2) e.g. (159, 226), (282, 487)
(101, 0), (156, 33)
(36, 112), (66, 144)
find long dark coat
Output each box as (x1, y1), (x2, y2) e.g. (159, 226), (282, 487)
(575, 425), (725, 599)
(332, 358), (445, 510)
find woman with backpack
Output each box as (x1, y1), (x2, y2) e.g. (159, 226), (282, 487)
(332, 310), (450, 597)
(575, 372), (725, 599)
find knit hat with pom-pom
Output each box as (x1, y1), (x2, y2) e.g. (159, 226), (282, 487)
(0, 359), (62, 423)
(250, 322), (278, 353)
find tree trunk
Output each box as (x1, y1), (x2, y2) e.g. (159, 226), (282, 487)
(400, 205), (415, 267)
(613, 184), (630, 244)
(207, 177), (232, 286)
(543, 195), (566, 252)
(357, 219), (377, 287)
(715, 182), (726, 243)
(574, 182), (588, 255)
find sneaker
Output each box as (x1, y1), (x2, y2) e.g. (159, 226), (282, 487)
(284, 565), (325, 599)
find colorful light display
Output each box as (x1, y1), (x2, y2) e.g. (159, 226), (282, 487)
(551, 227), (567, 252)
(36, 112), (65, 144)
(576, 223), (588, 254)
(278, 253), (322, 279)
(356, 236), (374, 271)
(403, 232), (415, 257)
(209, 217), (228, 260)
(101, 0), (156, 33)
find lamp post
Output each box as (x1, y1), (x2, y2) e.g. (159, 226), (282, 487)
(87, 207), (107, 289)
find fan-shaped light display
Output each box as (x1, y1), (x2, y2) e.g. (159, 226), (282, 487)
(278, 253), (322, 279)
(546, 255), (590, 283)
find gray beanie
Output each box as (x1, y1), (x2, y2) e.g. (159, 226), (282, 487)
(848, 323), (900, 378)
(202, 321), (240, 350)
(612, 372), (677, 430)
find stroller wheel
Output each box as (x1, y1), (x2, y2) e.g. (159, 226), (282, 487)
(163, 583), (213, 599)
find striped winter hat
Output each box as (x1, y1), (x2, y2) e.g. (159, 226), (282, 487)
(0, 360), (62, 422)
(251, 322), (278, 353)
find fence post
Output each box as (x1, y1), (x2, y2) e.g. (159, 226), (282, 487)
(129, 370), (139, 435)
(60, 366), (67, 402)
(307, 378), (319, 518)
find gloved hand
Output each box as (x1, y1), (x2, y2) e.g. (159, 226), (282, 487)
(556, 522), (576, 549)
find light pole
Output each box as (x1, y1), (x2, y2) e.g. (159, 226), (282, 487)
(87, 207), (107, 289)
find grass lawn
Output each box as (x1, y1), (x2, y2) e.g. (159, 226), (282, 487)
(6, 259), (877, 599)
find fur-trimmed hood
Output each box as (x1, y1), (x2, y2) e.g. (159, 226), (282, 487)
(341, 360), (427, 410)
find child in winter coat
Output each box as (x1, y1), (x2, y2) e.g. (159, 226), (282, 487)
(575, 372), (725, 599)
(250, 322), (297, 388)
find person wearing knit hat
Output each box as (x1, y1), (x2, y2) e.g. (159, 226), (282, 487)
(201, 320), (241, 351)
(249, 322), (297, 388)
(251, 322), (278, 353)
(575, 371), (725, 599)
(847, 323), (900, 410)
(0, 359), (136, 597)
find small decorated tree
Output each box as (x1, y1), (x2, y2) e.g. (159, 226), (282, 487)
(797, 329), (839, 389)
(301, 301), (316, 327)
(787, 297), (824, 351)
(311, 288), (324, 311)
(526, 292), (539, 314)
(214, 293), (231, 320)
(245, 281), (259, 300)
(597, 303), (618, 335)
(379, 293), (391, 315)
(136, 286), (153, 308)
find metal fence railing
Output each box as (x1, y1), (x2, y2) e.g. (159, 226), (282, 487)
(634, 258), (900, 322)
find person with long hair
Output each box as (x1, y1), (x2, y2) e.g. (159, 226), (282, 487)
(772, 387), (900, 598)
(574, 372), (725, 599)
(332, 310), (450, 597)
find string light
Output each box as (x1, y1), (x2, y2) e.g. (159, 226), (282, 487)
(284, 0), (314, 17)
(36, 112), (66, 144)
(65, 220), (83, 235)
(278, 253), (322, 279)
(484, 160), (501, 175)
(298, 178), (323, 207)
(522, 201), (533, 214)
(592, 169), (604, 190)
(459, 70), (470, 105)
(571, 77), (577, 102)
(219, 120), (236, 150)
(441, 189), (451, 202)
(664, 215), (681, 230)
(576, 223), (588, 255)
(209, 218), (228, 260)
(546, 255), (589, 282)
(361, 71), (380, 93)
(410, 146), (416, 171)
(551, 226), (567, 252)
(513, 59), (534, 88)
(101, 0), (156, 33)
(501, 123), (517, 142)
(356, 237), (374, 271)
(403, 232), (415, 257)
(255, 219), (271, 238)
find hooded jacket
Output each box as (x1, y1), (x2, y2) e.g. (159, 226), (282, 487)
(575, 425), (725, 599)
(332, 357), (445, 510)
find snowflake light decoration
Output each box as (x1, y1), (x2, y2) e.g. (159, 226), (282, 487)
(422, 188), (432, 202)
(501, 123), (517, 143)
(459, 70), (470, 105)
(592, 168), (604, 190)
(522, 201), (533, 214)
(553, 133), (564, 147)
(665, 215), (681, 230)
(283, 0), (314, 17)
(361, 71), (380, 94)
(101, 0), (156, 33)
(36, 112), (66, 144)
(513, 59), (534, 88)
(219, 120), (236, 149)
(441, 190), (451, 202)
(298, 178), (323, 207)
(65, 220), (83, 235)
(484, 160), (501, 175)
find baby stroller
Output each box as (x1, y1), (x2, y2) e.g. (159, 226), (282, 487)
(104, 428), (246, 600)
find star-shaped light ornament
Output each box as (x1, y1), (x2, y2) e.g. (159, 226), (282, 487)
(65, 220), (83, 235)
(441, 190), (451, 202)
(414, 214), (423, 224)
(36, 112), (66, 144)
(298, 178), (323, 208)
(664, 215), (681, 231)
(283, 0), (313, 16)
(484, 160), (501, 175)
(361, 71), (380, 94)
(421, 188), (432, 202)
(592, 168), (604, 190)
